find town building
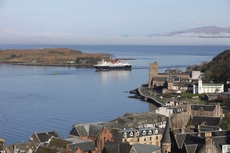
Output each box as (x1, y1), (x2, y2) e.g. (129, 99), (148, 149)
(68, 122), (113, 153)
(149, 62), (225, 95)
(5, 142), (36, 153)
(193, 79), (224, 94)
(160, 117), (230, 153)
(190, 103), (223, 118)
(29, 130), (60, 147)
(190, 116), (222, 131)
(155, 106), (185, 117)
(0, 138), (5, 153)
(6, 130), (60, 153)
(106, 112), (166, 146)
(149, 62), (190, 88)
(35, 137), (97, 153)
(102, 141), (161, 153)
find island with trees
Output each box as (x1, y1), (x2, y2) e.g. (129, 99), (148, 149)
(0, 48), (112, 67)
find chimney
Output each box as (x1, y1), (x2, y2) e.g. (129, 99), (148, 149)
(181, 125), (185, 133)
(204, 131), (212, 143)
(194, 123), (200, 137)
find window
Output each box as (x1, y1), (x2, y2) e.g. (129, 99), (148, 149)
(150, 137), (152, 140)
(144, 138), (146, 141)
(156, 136), (158, 140)
(130, 132), (133, 137)
(123, 132), (127, 138)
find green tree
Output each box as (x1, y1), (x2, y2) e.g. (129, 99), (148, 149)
(221, 113), (230, 130)
(204, 70), (212, 82)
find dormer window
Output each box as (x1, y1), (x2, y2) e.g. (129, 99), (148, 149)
(130, 132), (133, 137)
(136, 131), (139, 136)
(143, 130), (146, 135)
(148, 130), (152, 135)
(123, 132), (127, 138)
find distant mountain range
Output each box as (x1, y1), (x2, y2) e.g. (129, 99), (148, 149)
(149, 26), (230, 38)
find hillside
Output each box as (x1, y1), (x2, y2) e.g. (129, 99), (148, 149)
(149, 26), (230, 38)
(186, 50), (230, 83)
(0, 48), (111, 67)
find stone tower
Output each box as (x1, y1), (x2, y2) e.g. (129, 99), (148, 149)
(161, 117), (172, 153)
(149, 62), (158, 87)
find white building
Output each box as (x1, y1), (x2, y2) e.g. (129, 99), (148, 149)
(193, 79), (224, 94)
(190, 71), (204, 81)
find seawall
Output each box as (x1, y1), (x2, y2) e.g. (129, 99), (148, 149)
(137, 84), (165, 107)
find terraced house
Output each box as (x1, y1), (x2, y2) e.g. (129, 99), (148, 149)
(105, 112), (166, 146)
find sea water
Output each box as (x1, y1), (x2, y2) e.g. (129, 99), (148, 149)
(0, 45), (229, 145)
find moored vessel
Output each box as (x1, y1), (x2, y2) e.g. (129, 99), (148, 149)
(94, 59), (132, 70)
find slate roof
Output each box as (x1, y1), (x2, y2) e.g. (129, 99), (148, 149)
(185, 144), (198, 153)
(191, 104), (215, 111)
(191, 116), (221, 126)
(175, 133), (204, 152)
(102, 141), (132, 153)
(109, 117), (135, 128)
(105, 122), (123, 131)
(161, 117), (172, 144)
(175, 133), (186, 149)
(47, 137), (72, 150)
(152, 76), (168, 82)
(174, 82), (193, 87)
(36, 146), (72, 153)
(36, 131), (59, 143)
(5, 142), (36, 153)
(69, 122), (104, 138)
(66, 138), (96, 152)
(108, 112), (166, 130)
(89, 124), (104, 137)
(133, 144), (160, 153)
(69, 125), (87, 137)
(202, 83), (223, 86)
(213, 136), (230, 151)
(175, 130), (230, 153)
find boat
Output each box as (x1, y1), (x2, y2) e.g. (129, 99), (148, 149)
(94, 59), (132, 70)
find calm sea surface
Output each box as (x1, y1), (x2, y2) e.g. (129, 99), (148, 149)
(0, 45), (229, 145)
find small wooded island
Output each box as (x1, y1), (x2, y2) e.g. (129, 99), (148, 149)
(0, 48), (112, 67)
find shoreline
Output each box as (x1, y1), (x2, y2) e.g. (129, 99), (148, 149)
(9, 62), (95, 68)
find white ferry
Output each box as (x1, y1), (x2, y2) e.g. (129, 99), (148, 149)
(94, 59), (132, 70)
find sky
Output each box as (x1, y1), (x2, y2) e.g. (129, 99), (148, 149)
(0, 0), (230, 45)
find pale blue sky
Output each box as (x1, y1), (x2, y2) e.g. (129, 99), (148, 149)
(0, 0), (230, 45)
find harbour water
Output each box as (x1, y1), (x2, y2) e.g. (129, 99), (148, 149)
(0, 45), (229, 145)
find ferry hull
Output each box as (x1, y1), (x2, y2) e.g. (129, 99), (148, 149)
(94, 65), (132, 70)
